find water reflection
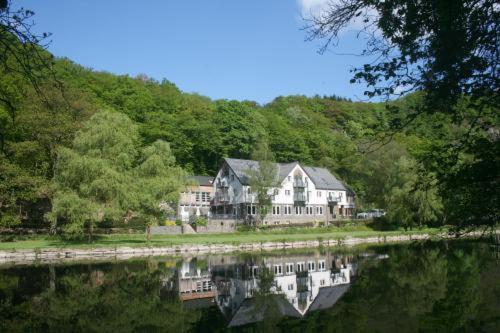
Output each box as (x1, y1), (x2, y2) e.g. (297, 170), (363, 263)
(0, 241), (498, 332)
(166, 252), (363, 327)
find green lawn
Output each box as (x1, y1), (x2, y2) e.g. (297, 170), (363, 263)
(0, 225), (443, 251)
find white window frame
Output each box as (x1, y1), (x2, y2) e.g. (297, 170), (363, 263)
(308, 261), (316, 271)
(297, 262), (305, 272)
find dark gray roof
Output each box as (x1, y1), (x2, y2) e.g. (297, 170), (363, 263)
(189, 176), (214, 187)
(224, 158), (348, 190)
(224, 158), (299, 185)
(309, 284), (350, 312)
(302, 166), (347, 190)
(228, 296), (301, 328)
(224, 158), (259, 185)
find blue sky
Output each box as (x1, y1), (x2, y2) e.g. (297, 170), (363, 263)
(18, 0), (373, 104)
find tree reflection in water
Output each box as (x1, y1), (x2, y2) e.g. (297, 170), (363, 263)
(0, 241), (498, 333)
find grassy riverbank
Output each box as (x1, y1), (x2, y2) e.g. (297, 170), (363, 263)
(0, 225), (443, 251)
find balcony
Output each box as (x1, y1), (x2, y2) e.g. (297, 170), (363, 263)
(215, 192), (230, 203)
(294, 192), (306, 203)
(327, 195), (341, 205)
(293, 178), (305, 188)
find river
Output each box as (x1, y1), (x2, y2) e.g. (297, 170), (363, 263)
(0, 239), (498, 332)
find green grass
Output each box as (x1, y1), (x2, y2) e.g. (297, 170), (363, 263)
(0, 225), (443, 251)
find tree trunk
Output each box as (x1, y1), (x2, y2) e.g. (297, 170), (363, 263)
(88, 223), (93, 243)
(147, 225), (151, 242)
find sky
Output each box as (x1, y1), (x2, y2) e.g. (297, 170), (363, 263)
(17, 0), (374, 104)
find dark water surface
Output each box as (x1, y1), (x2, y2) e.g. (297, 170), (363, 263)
(0, 240), (498, 332)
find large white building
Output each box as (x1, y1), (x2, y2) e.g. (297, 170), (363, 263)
(211, 158), (355, 225)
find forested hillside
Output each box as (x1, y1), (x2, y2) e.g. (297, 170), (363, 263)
(0, 54), (490, 231)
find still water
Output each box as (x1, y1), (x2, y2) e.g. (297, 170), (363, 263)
(0, 240), (498, 332)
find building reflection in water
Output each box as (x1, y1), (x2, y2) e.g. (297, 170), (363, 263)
(163, 251), (383, 328)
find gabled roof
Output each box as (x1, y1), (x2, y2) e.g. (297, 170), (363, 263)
(308, 284), (350, 312)
(223, 158), (348, 191)
(302, 166), (347, 191)
(223, 158), (299, 185)
(188, 175), (214, 187)
(228, 296), (301, 328)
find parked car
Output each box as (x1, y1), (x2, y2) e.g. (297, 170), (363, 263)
(357, 212), (369, 219)
(357, 209), (385, 219)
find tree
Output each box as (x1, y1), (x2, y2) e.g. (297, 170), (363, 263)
(384, 156), (443, 230)
(47, 111), (186, 240)
(247, 140), (279, 225)
(1, 0), (57, 113)
(304, 0), (499, 232)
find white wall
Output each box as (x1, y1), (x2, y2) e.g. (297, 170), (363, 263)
(213, 162), (350, 208)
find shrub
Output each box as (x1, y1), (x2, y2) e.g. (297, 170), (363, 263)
(163, 220), (176, 227)
(193, 216), (207, 227)
(175, 219), (183, 226)
(237, 224), (256, 232)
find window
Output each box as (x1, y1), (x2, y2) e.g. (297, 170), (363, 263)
(252, 266), (258, 277)
(283, 205), (291, 215)
(288, 284), (294, 291)
(252, 206), (256, 215)
(196, 192), (201, 202)
(308, 261), (316, 271)
(273, 206), (280, 215)
(317, 191), (322, 197)
(202, 192), (210, 202)
(316, 206), (323, 215)
(318, 260), (326, 271)
(285, 190), (291, 196)
(306, 206), (313, 215)
(287, 176), (291, 181)
(247, 205), (251, 215)
(297, 262), (305, 272)
(274, 265), (283, 276)
(274, 189), (279, 195)
(286, 263), (294, 274)
(320, 279), (325, 286)
(247, 187), (251, 194)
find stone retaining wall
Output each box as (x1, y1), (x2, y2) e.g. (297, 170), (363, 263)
(150, 226), (183, 235)
(0, 231), (490, 265)
(196, 220), (236, 233)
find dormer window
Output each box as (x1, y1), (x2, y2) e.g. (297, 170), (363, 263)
(287, 176), (291, 181)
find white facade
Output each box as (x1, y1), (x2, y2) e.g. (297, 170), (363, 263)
(211, 158), (355, 224)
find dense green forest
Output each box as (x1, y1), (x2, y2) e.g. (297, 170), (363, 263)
(1, 55), (447, 230)
(1, 1), (499, 236)
(2, 1), (498, 237)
